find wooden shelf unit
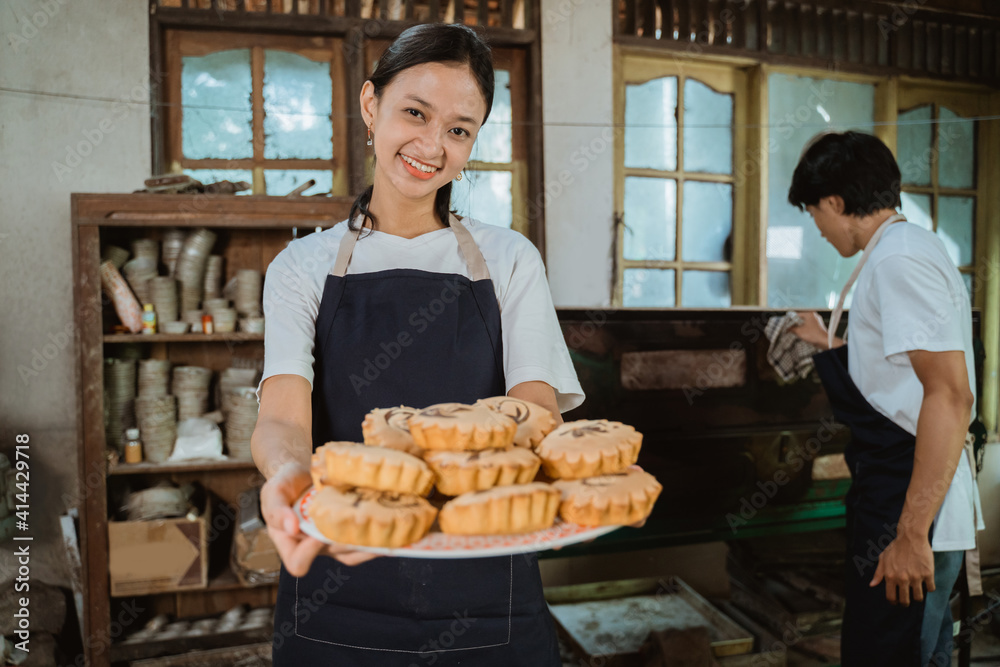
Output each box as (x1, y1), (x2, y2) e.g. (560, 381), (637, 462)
(72, 193), (354, 667)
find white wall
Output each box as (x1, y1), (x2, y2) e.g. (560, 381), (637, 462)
(541, 0), (616, 307)
(0, 0), (151, 587)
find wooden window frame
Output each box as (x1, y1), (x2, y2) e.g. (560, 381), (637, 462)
(613, 50), (1000, 433)
(613, 49), (753, 307)
(164, 30), (350, 195)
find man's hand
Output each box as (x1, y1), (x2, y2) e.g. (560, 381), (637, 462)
(789, 311), (841, 350)
(870, 530), (935, 605)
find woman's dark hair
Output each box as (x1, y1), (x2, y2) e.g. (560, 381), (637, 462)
(350, 23), (495, 231)
(788, 131), (902, 216)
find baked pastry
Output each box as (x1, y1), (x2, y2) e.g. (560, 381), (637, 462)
(311, 441), (434, 496)
(438, 483), (560, 535)
(307, 486), (437, 548)
(536, 419), (642, 479)
(408, 403), (516, 451)
(553, 469), (662, 526)
(424, 448), (541, 496)
(362, 406), (422, 456)
(475, 396), (557, 449)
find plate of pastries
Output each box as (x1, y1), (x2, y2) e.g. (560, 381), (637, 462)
(294, 397), (662, 558)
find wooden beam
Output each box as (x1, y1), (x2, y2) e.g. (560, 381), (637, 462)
(152, 7), (537, 44)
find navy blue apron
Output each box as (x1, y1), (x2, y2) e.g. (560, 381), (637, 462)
(272, 214), (561, 666)
(813, 345), (925, 667)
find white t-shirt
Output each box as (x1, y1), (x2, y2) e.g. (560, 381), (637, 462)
(847, 221), (983, 551)
(258, 217), (585, 413)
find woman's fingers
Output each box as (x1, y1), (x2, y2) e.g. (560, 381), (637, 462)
(329, 549), (382, 566)
(283, 536), (328, 577)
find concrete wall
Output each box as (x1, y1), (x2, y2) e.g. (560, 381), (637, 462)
(0, 0), (151, 587)
(541, 0), (616, 308)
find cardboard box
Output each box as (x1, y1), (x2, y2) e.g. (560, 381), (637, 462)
(108, 499), (210, 596)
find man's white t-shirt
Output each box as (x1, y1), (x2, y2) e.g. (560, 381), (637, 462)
(258, 217), (585, 413)
(847, 221), (983, 551)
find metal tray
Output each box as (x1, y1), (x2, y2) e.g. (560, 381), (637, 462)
(548, 576), (754, 664)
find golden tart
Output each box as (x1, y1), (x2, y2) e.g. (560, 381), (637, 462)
(553, 469), (662, 526)
(536, 419), (642, 479)
(475, 396), (557, 449)
(408, 403), (516, 452)
(312, 441), (434, 496)
(307, 486), (437, 548)
(424, 448), (541, 496)
(438, 483), (560, 535)
(361, 406), (422, 456)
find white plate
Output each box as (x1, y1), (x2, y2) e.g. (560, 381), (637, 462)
(293, 487), (622, 559)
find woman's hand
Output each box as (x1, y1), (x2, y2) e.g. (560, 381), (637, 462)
(260, 460), (380, 573)
(789, 311), (836, 350)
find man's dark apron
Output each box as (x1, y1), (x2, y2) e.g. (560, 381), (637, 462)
(271, 214), (560, 666)
(812, 213), (926, 666)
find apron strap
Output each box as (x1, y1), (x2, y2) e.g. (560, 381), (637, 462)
(448, 213), (491, 282)
(962, 433), (984, 595)
(331, 217), (362, 277)
(827, 212), (907, 350)
(330, 213), (492, 282)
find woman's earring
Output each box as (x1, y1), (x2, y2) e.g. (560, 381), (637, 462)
(366, 126), (372, 147)
(455, 171), (463, 181)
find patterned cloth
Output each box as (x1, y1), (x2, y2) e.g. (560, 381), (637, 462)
(764, 311), (820, 382)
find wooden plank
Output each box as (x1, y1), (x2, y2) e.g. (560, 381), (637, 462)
(500, 0), (512, 28)
(478, 0), (488, 27)
(941, 23), (954, 75)
(73, 193), (354, 221)
(731, 0), (745, 48)
(149, 16), (166, 176)
(153, 8), (538, 45)
(344, 27), (369, 198)
(641, 0), (655, 38)
(769, 0), (784, 54)
(675, 0), (690, 42)
(927, 20), (941, 74)
(73, 218), (112, 667)
(109, 459), (260, 475)
(847, 10), (862, 62)
(523, 31), (544, 251)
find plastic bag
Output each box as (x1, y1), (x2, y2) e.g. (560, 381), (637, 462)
(167, 418), (226, 461)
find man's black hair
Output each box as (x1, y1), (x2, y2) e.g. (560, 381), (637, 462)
(787, 131), (902, 216)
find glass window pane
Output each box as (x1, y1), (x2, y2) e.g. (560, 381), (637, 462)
(183, 169), (253, 195)
(900, 192), (933, 231)
(625, 77), (677, 171)
(938, 107), (975, 189)
(263, 51), (333, 160)
(623, 269), (675, 307)
(682, 270), (731, 307)
(765, 74), (875, 308)
(451, 170), (513, 228)
(682, 181), (732, 262)
(182, 50), (253, 159)
(624, 177), (676, 261)
(473, 70), (512, 164)
(937, 196), (975, 266)
(683, 79), (733, 175)
(962, 273), (973, 298)
(264, 170), (333, 196)
(898, 105), (932, 186)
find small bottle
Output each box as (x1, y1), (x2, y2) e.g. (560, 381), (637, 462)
(122, 428), (143, 463)
(142, 304), (157, 334)
(202, 313), (214, 334)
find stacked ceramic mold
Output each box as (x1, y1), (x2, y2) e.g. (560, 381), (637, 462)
(135, 359), (177, 463)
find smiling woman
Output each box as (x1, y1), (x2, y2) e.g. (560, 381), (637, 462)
(252, 22), (582, 667)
